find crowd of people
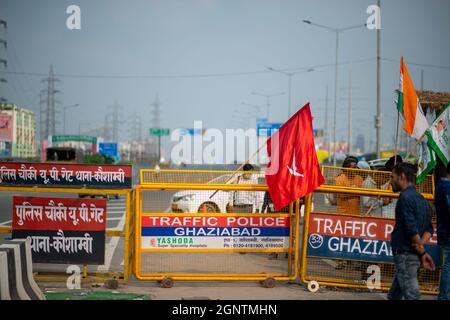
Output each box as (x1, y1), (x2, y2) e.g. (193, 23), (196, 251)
(329, 155), (449, 300)
(326, 155), (403, 218)
(226, 156), (450, 300)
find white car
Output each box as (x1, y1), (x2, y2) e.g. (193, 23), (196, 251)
(169, 173), (311, 216)
(170, 174), (264, 213)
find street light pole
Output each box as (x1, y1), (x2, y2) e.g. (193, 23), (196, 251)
(63, 104), (79, 135)
(376, 0), (382, 158)
(241, 102), (263, 116)
(287, 74), (292, 117)
(325, 85), (331, 162)
(234, 109), (257, 128)
(251, 91), (285, 120)
(302, 19), (366, 166)
(267, 68), (314, 119)
(333, 31), (339, 165)
(347, 71), (352, 154)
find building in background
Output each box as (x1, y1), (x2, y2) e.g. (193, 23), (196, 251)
(120, 138), (159, 164)
(0, 103), (37, 159)
(355, 133), (366, 154)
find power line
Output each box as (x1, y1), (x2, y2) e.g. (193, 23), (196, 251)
(0, 57), (379, 80)
(4, 49), (35, 108)
(381, 57), (450, 70)
(0, 69), (269, 79)
(0, 57), (448, 81)
(4, 28), (41, 99)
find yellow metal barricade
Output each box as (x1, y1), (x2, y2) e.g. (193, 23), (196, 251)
(0, 186), (134, 284)
(134, 169), (300, 286)
(300, 166), (440, 295)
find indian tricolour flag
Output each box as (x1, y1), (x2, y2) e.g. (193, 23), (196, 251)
(425, 102), (450, 167)
(416, 140), (436, 184)
(397, 56), (429, 140)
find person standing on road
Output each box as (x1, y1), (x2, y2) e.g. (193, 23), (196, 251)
(388, 162), (435, 300)
(358, 161), (382, 216)
(331, 156), (363, 270)
(380, 155), (403, 218)
(334, 156), (363, 215)
(229, 163), (259, 213)
(433, 162), (450, 300)
(357, 160), (392, 217)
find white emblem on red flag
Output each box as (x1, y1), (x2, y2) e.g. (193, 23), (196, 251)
(287, 150), (304, 177)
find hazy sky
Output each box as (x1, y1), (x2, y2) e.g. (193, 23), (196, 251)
(0, 0), (449, 160)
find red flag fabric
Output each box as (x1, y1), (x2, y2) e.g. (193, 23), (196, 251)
(265, 103), (324, 211)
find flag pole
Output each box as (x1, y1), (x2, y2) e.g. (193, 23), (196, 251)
(208, 138), (269, 199)
(405, 133), (427, 161)
(394, 109), (400, 165)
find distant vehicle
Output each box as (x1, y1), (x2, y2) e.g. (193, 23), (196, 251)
(45, 147), (84, 163)
(367, 158), (389, 170)
(45, 147), (119, 199)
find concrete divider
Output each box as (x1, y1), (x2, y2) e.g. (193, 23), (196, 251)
(0, 239), (45, 300)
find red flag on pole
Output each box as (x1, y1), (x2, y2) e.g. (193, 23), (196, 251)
(265, 103), (324, 211)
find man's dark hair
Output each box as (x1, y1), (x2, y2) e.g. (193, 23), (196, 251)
(243, 163), (254, 171)
(384, 155), (403, 171)
(392, 162), (417, 184)
(342, 156), (358, 168)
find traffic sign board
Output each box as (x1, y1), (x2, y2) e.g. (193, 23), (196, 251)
(99, 142), (119, 157)
(314, 129), (324, 137)
(257, 123), (282, 137)
(179, 128), (205, 136)
(149, 128), (170, 136)
(51, 135), (97, 144)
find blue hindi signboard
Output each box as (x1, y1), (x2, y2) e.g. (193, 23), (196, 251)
(179, 128), (204, 136)
(99, 143), (119, 158)
(257, 123), (282, 137)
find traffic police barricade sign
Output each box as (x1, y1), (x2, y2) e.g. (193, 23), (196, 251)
(300, 165), (440, 294)
(135, 169), (301, 287)
(12, 196), (107, 264)
(0, 162), (134, 284)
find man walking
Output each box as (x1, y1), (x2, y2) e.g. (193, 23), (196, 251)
(388, 163), (435, 300)
(434, 162), (450, 300)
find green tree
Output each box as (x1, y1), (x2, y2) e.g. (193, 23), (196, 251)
(84, 153), (107, 164)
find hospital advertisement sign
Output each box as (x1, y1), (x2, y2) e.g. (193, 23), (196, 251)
(141, 215), (290, 251)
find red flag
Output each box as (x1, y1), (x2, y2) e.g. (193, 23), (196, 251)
(265, 103), (324, 211)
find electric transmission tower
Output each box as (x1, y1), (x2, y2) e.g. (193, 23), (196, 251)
(127, 113), (143, 162)
(149, 93), (161, 160)
(40, 64), (61, 140)
(150, 93), (161, 129)
(128, 113), (143, 142)
(0, 19), (7, 102)
(105, 100), (122, 142)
